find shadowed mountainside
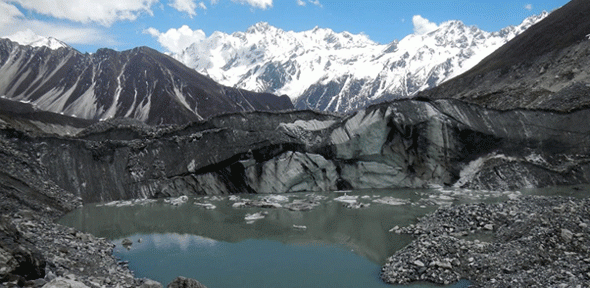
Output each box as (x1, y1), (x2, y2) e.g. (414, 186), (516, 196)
(0, 41), (293, 125)
(420, 0), (590, 111)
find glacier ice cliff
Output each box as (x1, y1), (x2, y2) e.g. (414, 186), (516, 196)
(7, 99), (589, 203)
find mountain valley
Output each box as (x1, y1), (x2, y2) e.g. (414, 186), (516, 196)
(0, 0), (590, 287)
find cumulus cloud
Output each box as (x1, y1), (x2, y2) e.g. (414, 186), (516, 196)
(524, 4), (533, 10)
(296, 0), (306, 6)
(144, 25), (206, 54)
(7, 0), (159, 26)
(0, 2), (114, 46)
(309, 0), (321, 7)
(169, 0), (207, 17)
(412, 15), (438, 35)
(0, 1), (24, 26)
(231, 0), (273, 10)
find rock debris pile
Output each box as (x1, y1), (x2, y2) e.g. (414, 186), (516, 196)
(381, 195), (590, 287)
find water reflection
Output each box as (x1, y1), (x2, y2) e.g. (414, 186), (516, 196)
(59, 186), (588, 288)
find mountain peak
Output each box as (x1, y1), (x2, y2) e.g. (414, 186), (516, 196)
(247, 22), (274, 33)
(5, 29), (69, 50)
(438, 20), (467, 30)
(172, 12), (547, 113)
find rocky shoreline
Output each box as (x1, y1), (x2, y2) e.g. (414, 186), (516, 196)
(0, 208), (161, 288)
(0, 208), (211, 288)
(381, 195), (590, 287)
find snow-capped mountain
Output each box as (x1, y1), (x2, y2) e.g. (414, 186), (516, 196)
(5, 29), (69, 50)
(173, 12), (548, 113)
(0, 39), (292, 125)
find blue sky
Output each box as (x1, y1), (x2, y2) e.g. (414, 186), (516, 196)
(0, 0), (570, 53)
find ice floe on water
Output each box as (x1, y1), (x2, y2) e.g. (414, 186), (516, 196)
(245, 211), (268, 223)
(292, 225), (307, 230)
(98, 198), (157, 207)
(194, 202), (217, 210)
(261, 194), (290, 203)
(334, 195), (359, 204)
(372, 197), (410, 206)
(164, 195), (189, 206)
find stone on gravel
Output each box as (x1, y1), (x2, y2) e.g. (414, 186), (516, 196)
(140, 279), (164, 288)
(167, 276), (208, 288)
(42, 277), (89, 288)
(561, 228), (574, 242)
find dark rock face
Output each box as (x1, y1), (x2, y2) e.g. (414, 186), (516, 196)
(422, 0), (590, 112)
(0, 216), (45, 283)
(0, 40), (293, 126)
(3, 99), (587, 203)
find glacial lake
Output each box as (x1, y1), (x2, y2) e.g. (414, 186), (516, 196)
(58, 186), (589, 288)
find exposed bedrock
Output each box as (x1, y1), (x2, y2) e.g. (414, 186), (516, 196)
(11, 99), (590, 203)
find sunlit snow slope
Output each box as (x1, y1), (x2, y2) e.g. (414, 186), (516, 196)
(174, 13), (547, 113)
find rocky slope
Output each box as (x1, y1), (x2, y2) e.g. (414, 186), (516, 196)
(173, 13), (547, 113)
(421, 0), (590, 112)
(0, 39), (293, 125)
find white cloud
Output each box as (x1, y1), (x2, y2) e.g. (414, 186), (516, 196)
(144, 25), (206, 54)
(0, 1), (24, 26)
(0, 2), (114, 46)
(412, 15), (438, 35)
(309, 0), (321, 7)
(231, 0), (273, 10)
(210, 0), (219, 4)
(7, 0), (159, 26)
(169, 0), (207, 17)
(524, 4), (533, 10)
(296, 0), (306, 6)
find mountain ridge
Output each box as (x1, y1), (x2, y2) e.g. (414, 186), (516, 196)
(420, 0), (590, 112)
(172, 12), (548, 113)
(0, 39), (293, 125)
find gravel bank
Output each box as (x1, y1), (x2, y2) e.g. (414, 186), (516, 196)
(381, 195), (590, 287)
(0, 208), (161, 288)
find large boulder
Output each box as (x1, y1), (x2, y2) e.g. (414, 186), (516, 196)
(0, 216), (46, 282)
(42, 277), (89, 288)
(167, 276), (207, 288)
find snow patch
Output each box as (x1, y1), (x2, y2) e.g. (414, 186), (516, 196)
(6, 29), (68, 50)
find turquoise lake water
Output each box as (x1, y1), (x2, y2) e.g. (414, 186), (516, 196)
(58, 186), (588, 288)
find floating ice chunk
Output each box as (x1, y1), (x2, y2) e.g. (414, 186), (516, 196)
(232, 202), (248, 208)
(194, 202), (216, 210)
(98, 198), (157, 207)
(344, 202), (370, 209)
(293, 225), (307, 230)
(334, 195), (358, 204)
(260, 194), (289, 203)
(245, 211), (268, 222)
(165, 195), (189, 206)
(372, 197), (409, 206)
